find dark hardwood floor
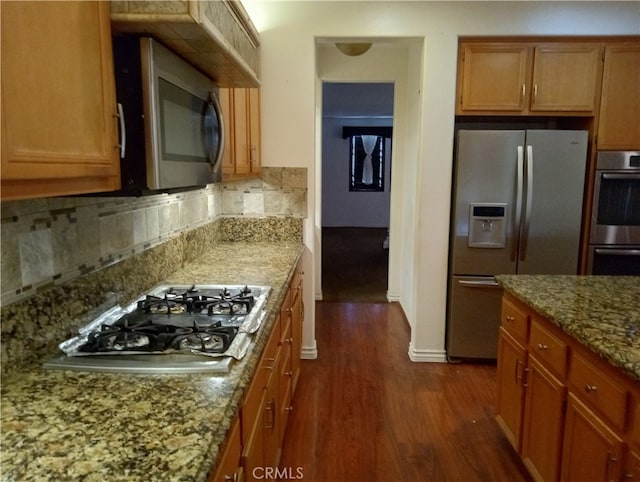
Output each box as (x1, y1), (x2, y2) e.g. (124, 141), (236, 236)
(322, 227), (388, 302)
(279, 302), (532, 482)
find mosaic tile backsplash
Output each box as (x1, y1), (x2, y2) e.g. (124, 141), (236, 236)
(0, 168), (306, 307)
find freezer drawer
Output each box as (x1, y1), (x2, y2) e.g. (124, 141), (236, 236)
(446, 276), (503, 359)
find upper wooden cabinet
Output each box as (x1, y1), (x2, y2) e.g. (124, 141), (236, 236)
(457, 43), (532, 113)
(597, 42), (640, 150)
(1, 1), (121, 200)
(220, 88), (262, 179)
(456, 41), (603, 116)
(111, 0), (261, 87)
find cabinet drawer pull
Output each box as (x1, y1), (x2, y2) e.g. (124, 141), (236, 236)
(506, 315), (515, 322)
(537, 343), (548, 351)
(585, 384), (598, 393)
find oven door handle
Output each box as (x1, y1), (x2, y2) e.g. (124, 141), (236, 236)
(457, 279), (501, 288)
(595, 248), (640, 256)
(601, 173), (640, 180)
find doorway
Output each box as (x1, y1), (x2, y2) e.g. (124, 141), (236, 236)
(321, 82), (394, 302)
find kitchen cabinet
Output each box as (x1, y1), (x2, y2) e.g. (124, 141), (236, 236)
(496, 327), (527, 451)
(1, 1), (121, 200)
(561, 394), (624, 482)
(111, 0), (261, 87)
(239, 262), (304, 479)
(495, 292), (639, 482)
(242, 313), (281, 482)
(456, 41), (603, 116)
(210, 415), (243, 482)
(596, 42), (640, 150)
(220, 88), (261, 179)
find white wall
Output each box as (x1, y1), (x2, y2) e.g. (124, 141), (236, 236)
(244, 0), (640, 362)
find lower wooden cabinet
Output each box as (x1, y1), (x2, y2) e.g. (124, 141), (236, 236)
(496, 293), (639, 482)
(496, 328), (527, 451)
(210, 416), (243, 482)
(217, 260), (303, 481)
(561, 394), (624, 482)
(521, 356), (566, 482)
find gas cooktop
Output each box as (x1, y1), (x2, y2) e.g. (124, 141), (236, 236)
(43, 284), (271, 374)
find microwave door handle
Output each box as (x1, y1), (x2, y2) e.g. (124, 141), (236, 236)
(204, 95), (224, 174)
(117, 102), (126, 159)
(512, 145), (524, 262)
(520, 145), (534, 261)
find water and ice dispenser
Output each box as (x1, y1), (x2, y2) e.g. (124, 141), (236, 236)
(468, 203), (507, 248)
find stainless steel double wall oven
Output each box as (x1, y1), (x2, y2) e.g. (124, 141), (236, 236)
(588, 151), (640, 275)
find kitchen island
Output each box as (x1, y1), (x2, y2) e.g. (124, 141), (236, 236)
(495, 274), (640, 482)
(496, 274), (640, 380)
(0, 241), (303, 482)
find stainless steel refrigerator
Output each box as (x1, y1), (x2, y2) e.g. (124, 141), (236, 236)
(446, 129), (588, 359)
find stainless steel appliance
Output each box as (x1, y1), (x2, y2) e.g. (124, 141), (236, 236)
(112, 36), (224, 193)
(447, 129), (588, 359)
(44, 284), (270, 374)
(588, 151), (640, 275)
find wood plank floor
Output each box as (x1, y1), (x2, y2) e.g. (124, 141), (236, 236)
(279, 302), (532, 482)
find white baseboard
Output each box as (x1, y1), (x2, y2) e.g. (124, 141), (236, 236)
(301, 342), (318, 359)
(408, 342), (448, 363)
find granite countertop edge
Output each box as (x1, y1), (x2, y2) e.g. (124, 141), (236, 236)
(495, 274), (640, 382)
(0, 242), (305, 482)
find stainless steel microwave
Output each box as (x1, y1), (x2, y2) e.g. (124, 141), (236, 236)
(112, 36), (224, 193)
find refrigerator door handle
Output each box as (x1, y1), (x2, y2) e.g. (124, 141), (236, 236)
(520, 145), (534, 261)
(457, 279), (501, 288)
(512, 146), (524, 262)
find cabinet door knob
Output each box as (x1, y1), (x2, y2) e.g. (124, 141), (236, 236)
(537, 343), (548, 351)
(585, 384), (598, 393)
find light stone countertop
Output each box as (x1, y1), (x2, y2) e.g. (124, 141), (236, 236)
(496, 275), (640, 381)
(0, 242), (304, 482)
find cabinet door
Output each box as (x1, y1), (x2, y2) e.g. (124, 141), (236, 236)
(457, 43), (531, 113)
(597, 42), (640, 150)
(521, 356), (566, 482)
(561, 393), (624, 482)
(1, 1), (120, 199)
(210, 416), (242, 482)
(530, 43), (603, 113)
(242, 390), (266, 482)
(219, 88), (235, 176)
(233, 89), (252, 175)
(290, 275), (303, 393)
(496, 328), (528, 451)
(248, 88), (261, 175)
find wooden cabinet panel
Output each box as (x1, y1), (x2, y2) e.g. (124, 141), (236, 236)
(210, 415), (242, 482)
(496, 328), (528, 451)
(521, 356), (566, 482)
(568, 351), (629, 433)
(1, 1), (120, 200)
(597, 42), (640, 150)
(501, 296), (529, 344)
(561, 393), (624, 482)
(220, 88), (261, 179)
(457, 43), (531, 113)
(529, 317), (568, 379)
(456, 40), (603, 116)
(530, 43), (602, 113)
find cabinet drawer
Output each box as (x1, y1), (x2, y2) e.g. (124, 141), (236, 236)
(501, 297), (529, 343)
(569, 351), (629, 433)
(529, 317), (568, 378)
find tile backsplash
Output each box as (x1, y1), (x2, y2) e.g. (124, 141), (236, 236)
(0, 168), (307, 307)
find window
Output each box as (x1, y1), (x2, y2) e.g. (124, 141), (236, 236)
(342, 126), (391, 193)
(349, 135), (385, 192)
